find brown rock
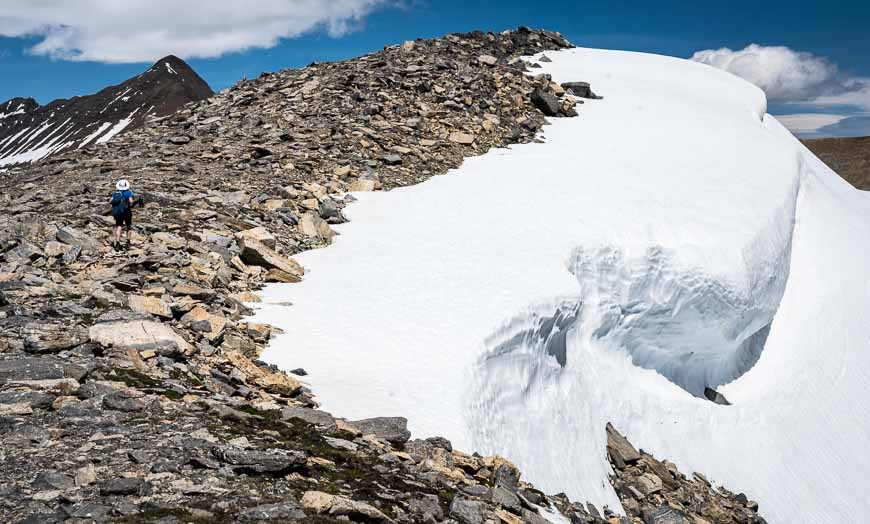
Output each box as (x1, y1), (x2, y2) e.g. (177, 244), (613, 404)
(298, 211), (335, 240)
(606, 423), (641, 467)
(181, 305), (226, 342)
(449, 132), (475, 144)
(239, 237), (304, 277)
(235, 227), (277, 250)
(348, 179), (376, 192)
(128, 295), (173, 319)
(223, 350), (301, 396)
(89, 320), (192, 353)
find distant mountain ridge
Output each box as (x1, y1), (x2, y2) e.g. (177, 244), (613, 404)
(0, 55), (213, 167)
(802, 136), (870, 190)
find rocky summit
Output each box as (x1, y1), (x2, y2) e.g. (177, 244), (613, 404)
(0, 55), (212, 167)
(0, 27), (766, 523)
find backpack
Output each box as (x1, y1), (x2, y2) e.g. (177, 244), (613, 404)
(111, 190), (129, 217)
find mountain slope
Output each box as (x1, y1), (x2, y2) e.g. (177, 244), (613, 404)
(802, 136), (870, 190)
(252, 47), (870, 524)
(0, 55), (212, 167)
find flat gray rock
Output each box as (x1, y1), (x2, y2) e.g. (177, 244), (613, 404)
(348, 416), (411, 445)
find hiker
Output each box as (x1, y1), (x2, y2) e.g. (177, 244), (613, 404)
(110, 179), (136, 250)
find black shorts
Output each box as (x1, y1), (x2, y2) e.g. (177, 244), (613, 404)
(114, 209), (132, 227)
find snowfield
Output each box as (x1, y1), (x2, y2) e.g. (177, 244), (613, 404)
(252, 47), (870, 523)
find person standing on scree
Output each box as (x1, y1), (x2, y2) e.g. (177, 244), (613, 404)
(110, 179), (135, 251)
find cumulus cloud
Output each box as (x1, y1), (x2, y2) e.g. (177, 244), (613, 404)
(690, 43), (870, 110)
(0, 0), (389, 63)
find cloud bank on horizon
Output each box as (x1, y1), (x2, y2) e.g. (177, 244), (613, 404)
(0, 0), (388, 63)
(690, 44), (870, 137)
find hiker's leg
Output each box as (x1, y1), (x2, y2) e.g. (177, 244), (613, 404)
(114, 225), (121, 244)
(124, 211), (133, 244)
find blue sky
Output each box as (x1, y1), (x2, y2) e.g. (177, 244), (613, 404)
(2, 1), (869, 136)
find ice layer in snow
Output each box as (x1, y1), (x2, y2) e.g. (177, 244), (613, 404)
(252, 48), (870, 523)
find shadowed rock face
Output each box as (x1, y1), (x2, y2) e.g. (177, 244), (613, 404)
(0, 55), (212, 166)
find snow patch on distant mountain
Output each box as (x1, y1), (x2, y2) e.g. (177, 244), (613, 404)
(0, 55), (212, 166)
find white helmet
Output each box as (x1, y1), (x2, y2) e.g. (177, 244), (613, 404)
(116, 179), (130, 191)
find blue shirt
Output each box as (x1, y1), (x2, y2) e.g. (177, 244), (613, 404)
(111, 189), (133, 202)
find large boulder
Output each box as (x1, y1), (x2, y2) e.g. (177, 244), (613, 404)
(530, 89), (560, 116)
(89, 320), (192, 353)
(301, 491), (391, 521)
(235, 227), (277, 250)
(223, 350), (301, 396)
(347, 416), (411, 445)
(212, 446), (305, 474)
(298, 212), (335, 240)
(181, 305), (226, 342)
(0, 357), (87, 384)
(56, 227), (100, 252)
(448, 132), (475, 144)
(560, 81), (602, 99)
(643, 506), (690, 524)
(348, 179), (376, 192)
(127, 295), (173, 319)
(238, 237), (304, 277)
(22, 322), (88, 353)
(281, 406), (336, 429)
(606, 423), (641, 467)
(4, 239), (42, 263)
(449, 498), (486, 524)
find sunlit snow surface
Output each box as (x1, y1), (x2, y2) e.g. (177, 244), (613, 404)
(253, 48), (870, 523)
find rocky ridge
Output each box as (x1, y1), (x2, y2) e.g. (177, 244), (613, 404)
(0, 27), (765, 523)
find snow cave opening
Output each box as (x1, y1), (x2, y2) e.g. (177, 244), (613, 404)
(480, 245), (790, 400)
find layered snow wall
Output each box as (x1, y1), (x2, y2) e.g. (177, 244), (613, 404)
(253, 48), (870, 523)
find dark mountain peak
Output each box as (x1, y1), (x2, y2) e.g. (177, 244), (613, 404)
(146, 55), (200, 78)
(0, 57), (213, 166)
(157, 54), (184, 63)
(139, 55), (213, 101)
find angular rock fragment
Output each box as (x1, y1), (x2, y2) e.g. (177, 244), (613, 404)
(643, 506), (690, 524)
(22, 323), (88, 353)
(0, 357), (87, 384)
(127, 295), (173, 319)
(449, 497), (486, 524)
(235, 226), (277, 250)
(100, 477), (150, 496)
(606, 422), (641, 467)
(239, 501), (306, 521)
(561, 81), (603, 99)
(239, 237), (304, 277)
(530, 89), (560, 116)
(89, 319), (192, 353)
(449, 132), (475, 144)
(213, 446), (306, 474)
(704, 387), (731, 405)
(298, 212), (335, 240)
(348, 416), (411, 445)
(301, 491), (392, 521)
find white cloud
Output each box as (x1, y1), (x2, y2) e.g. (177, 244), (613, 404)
(811, 81), (870, 109)
(0, 0), (389, 63)
(690, 44), (870, 109)
(774, 114), (848, 135)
